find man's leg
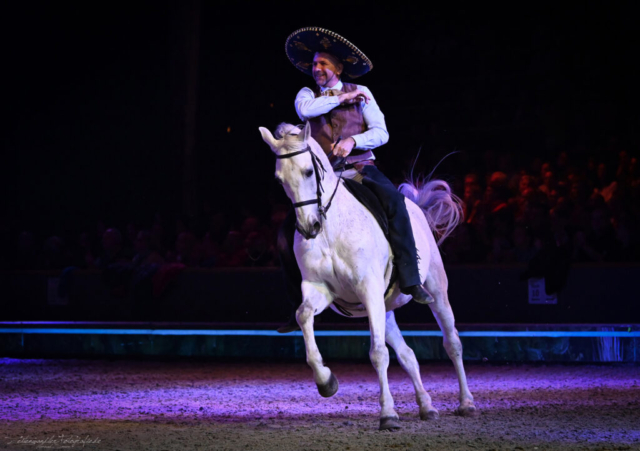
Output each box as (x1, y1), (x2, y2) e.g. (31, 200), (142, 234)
(361, 165), (430, 303)
(276, 209), (302, 333)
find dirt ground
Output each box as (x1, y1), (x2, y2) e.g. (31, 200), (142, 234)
(0, 358), (639, 451)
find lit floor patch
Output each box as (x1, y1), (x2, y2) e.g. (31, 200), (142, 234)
(0, 328), (638, 337)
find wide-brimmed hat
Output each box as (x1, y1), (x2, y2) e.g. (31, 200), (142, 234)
(285, 27), (373, 80)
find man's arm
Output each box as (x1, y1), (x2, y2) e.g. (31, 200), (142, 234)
(350, 86), (389, 151)
(295, 87), (340, 121)
(295, 87), (374, 121)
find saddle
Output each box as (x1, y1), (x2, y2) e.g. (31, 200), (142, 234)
(342, 178), (389, 237)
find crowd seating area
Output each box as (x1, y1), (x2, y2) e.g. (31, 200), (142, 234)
(4, 147), (639, 279)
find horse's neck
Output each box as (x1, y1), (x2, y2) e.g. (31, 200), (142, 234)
(322, 182), (369, 238)
(306, 143), (373, 238)
(308, 146), (339, 201)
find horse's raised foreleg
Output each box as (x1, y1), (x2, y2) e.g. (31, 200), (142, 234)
(361, 281), (400, 430)
(385, 311), (439, 420)
(425, 269), (478, 417)
(297, 281), (337, 397)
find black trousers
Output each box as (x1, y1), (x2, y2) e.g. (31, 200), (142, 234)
(277, 165), (422, 310)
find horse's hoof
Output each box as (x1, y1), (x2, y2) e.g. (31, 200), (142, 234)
(454, 405), (479, 417)
(379, 416), (401, 431)
(419, 409), (440, 421)
(276, 323), (299, 334)
(316, 373), (339, 398)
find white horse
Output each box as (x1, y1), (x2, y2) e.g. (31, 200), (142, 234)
(259, 122), (477, 430)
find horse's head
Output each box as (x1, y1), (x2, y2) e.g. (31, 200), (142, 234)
(259, 122), (335, 240)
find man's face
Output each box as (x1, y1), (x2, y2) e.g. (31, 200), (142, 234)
(313, 52), (342, 88)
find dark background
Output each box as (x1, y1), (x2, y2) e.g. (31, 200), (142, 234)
(3, 1), (638, 242)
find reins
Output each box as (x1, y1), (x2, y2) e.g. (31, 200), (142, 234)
(275, 145), (343, 220)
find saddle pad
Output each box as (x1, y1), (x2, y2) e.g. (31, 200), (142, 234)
(342, 178), (389, 237)
(341, 178), (397, 298)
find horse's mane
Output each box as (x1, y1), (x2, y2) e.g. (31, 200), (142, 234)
(274, 123), (308, 152)
(274, 123), (301, 138)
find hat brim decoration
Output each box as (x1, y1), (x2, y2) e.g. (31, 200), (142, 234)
(285, 27), (373, 80)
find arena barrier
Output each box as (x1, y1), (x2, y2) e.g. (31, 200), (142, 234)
(0, 323), (638, 362)
(1, 265), (638, 362)
(1, 264), (638, 324)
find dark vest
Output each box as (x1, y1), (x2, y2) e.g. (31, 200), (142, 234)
(309, 82), (372, 166)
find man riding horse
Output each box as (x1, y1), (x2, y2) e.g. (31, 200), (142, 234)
(278, 27), (430, 333)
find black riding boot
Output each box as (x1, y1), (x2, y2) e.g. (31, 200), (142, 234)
(360, 165), (431, 304)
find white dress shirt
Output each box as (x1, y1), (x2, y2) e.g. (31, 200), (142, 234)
(294, 80), (389, 153)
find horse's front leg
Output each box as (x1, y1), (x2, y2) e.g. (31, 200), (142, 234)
(359, 278), (400, 430)
(297, 281), (338, 397)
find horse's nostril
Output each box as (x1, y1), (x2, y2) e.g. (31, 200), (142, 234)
(313, 222), (321, 232)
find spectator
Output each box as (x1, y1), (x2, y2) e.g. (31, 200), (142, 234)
(243, 231), (275, 267)
(217, 231), (246, 267)
(462, 174), (482, 225)
(240, 215), (262, 237)
(39, 236), (72, 270)
(174, 231), (202, 267)
(73, 232), (97, 269)
(441, 223), (486, 264)
(150, 221), (167, 258)
(201, 232), (222, 267)
(95, 228), (130, 269)
(267, 203), (288, 242)
(573, 206), (622, 262)
(132, 230), (165, 267)
(504, 223), (537, 263)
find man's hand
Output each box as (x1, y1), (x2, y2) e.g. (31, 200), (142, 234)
(338, 89), (371, 105)
(332, 137), (356, 158)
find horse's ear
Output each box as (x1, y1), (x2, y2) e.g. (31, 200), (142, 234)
(259, 127), (278, 152)
(298, 122), (311, 143)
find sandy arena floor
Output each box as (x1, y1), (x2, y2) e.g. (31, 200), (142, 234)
(0, 358), (639, 450)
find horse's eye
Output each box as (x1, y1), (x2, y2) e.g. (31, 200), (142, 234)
(305, 169), (314, 178)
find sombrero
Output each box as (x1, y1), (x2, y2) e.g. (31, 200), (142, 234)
(285, 27), (373, 80)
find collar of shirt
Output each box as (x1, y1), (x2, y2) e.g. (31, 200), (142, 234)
(319, 80), (344, 93)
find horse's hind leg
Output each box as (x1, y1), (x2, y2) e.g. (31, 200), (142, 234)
(425, 268), (478, 417)
(297, 281), (337, 397)
(385, 311), (439, 420)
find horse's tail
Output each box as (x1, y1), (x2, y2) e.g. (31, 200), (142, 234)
(399, 178), (463, 246)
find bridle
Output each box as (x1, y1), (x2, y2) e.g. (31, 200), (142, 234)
(276, 145), (343, 238)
